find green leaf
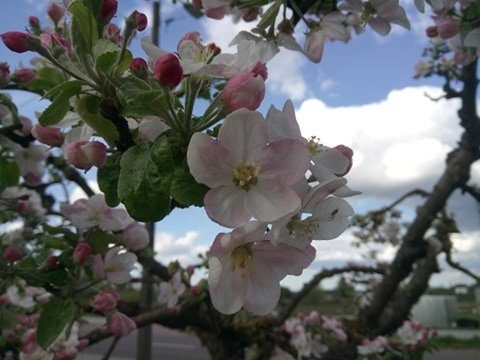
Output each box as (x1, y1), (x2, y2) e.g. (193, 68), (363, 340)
(88, 228), (119, 254)
(170, 164), (208, 207)
(27, 67), (66, 94)
(76, 95), (119, 146)
(69, 1), (98, 53)
(42, 80), (84, 101)
(118, 136), (175, 221)
(37, 298), (77, 349)
(92, 39), (119, 59)
(0, 157), (20, 192)
(257, 0), (281, 29)
(38, 97), (70, 126)
(97, 154), (121, 207)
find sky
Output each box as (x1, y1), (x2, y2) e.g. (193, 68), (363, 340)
(1, 0), (479, 291)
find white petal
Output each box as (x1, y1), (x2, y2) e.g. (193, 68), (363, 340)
(204, 186), (251, 228)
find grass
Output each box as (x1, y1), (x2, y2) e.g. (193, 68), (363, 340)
(430, 336), (480, 349)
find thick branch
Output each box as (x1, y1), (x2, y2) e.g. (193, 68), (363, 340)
(276, 265), (385, 325)
(462, 184), (480, 204)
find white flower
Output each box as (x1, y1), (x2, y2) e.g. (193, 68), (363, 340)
(158, 272), (186, 308)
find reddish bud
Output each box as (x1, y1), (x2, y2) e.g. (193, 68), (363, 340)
(0, 294), (9, 306)
(426, 26), (438, 38)
(92, 289), (120, 313)
(129, 57), (148, 78)
(65, 140), (107, 170)
(47, 255), (58, 266)
(107, 312), (136, 337)
(153, 53), (183, 88)
(1, 32), (34, 53)
(0, 62), (10, 85)
(4, 246), (23, 262)
(19, 116), (33, 136)
(100, 0), (118, 20)
(122, 222), (149, 251)
(47, 1), (65, 23)
(128, 10), (148, 31)
(192, 0), (203, 10)
(251, 61), (268, 80)
(29, 16), (40, 28)
(206, 43), (221, 56)
(105, 23), (121, 42)
(437, 17), (460, 39)
(12, 68), (36, 84)
(73, 242), (92, 264)
(31, 124), (63, 147)
(223, 71), (265, 112)
(242, 8), (260, 22)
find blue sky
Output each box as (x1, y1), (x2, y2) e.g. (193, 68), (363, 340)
(1, 0), (479, 290)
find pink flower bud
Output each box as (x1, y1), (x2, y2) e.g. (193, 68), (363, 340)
(29, 16), (40, 28)
(305, 311), (320, 326)
(100, 0), (118, 20)
(47, 2), (65, 23)
(122, 222), (149, 251)
(129, 57), (148, 78)
(129, 10), (148, 31)
(92, 289), (120, 313)
(0, 294), (9, 306)
(437, 17), (460, 39)
(106, 23), (121, 42)
(55, 349), (77, 360)
(426, 26), (438, 38)
(107, 312), (136, 337)
(205, 6), (227, 20)
(4, 246), (23, 262)
(190, 285), (200, 296)
(31, 124), (63, 147)
(223, 71), (265, 112)
(186, 265), (195, 277)
(192, 0), (203, 10)
(19, 116), (33, 136)
(154, 53), (183, 88)
(65, 140), (107, 170)
(12, 68), (36, 84)
(73, 242), (92, 264)
(47, 255), (58, 266)
(242, 8), (260, 22)
(0, 62), (10, 85)
(304, 30), (325, 63)
(177, 31), (201, 50)
(251, 61), (268, 80)
(206, 43), (221, 56)
(1, 32), (34, 53)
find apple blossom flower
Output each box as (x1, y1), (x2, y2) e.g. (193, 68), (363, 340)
(60, 194), (132, 231)
(0, 32), (35, 53)
(158, 271), (186, 308)
(187, 108), (311, 227)
(138, 116), (170, 142)
(2, 186), (46, 221)
(31, 124), (63, 147)
(321, 315), (348, 342)
(92, 247), (137, 284)
(357, 336), (388, 356)
(92, 289), (121, 313)
(396, 321), (432, 347)
(208, 222), (315, 314)
(6, 283), (46, 309)
(108, 311), (136, 337)
(270, 347), (295, 360)
(65, 140), (107, 171)
(13, 145), (48, 185)
(122, 222), (149, 251)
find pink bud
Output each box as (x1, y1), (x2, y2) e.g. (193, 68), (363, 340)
(154, 53), (183, 88)
(177, 31), (201, 50)
(0, 294), (9, 306)
(73, 242), (92, 264)
(47, 2), (65, 23)
(192, 0), (203, 10)
(29, 16), (40, 28)
(55, 349), (77, 360)
(4, 246), (23, 262)
(129, 58), (148, 78)
(122, 222), (149, 251)
(47, 255), (58, 266)
(12, 68), (36, 84)
(31, 124), (63, 147)
(107, 312), (136, 337)
(304, 31), (325, 63)
(242, 8), (259, 22)
(100, 0), (118, 20)
(223, 71), (265, 112)
(106, 23), (121, 42)
(437, 17), (460, 39)
(190, 285), (200, 296)
(305, 311), (320, 326)
(426, 26), (438, 38)
(19, 116), (33, 136)
(205, 6), (227, 20)
(65, 140), (107, 170)
(1, 32), (34, 53)
(251, 61), (268, 80)
(206, 43), (221, 56)
(92, 289), (120, 313)
(130, 10), (148, 31)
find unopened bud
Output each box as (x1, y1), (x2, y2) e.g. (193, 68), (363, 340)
(11, 68), (36, 84)
(65, 140), (107, 171)
(73, 242), (92, 264)
(1, 32), (35, 53)
(107, 312), (136, 337)
(100, 0), (118, 21)
(4, 246), (23, 262)
(47, 1), (65, 23)
(31, 124), (63, 147)
(153, 53), (183, 88)
(129, 57), (148, 78)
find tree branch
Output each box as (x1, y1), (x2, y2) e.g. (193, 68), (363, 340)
(461, 184), (480, 204)
(47, 156), (95, 197)
(445, 248), (480, 284)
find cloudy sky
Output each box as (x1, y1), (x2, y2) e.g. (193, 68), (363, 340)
(1, 0), (479, 290)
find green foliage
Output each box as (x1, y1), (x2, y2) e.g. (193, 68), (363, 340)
(38, 96), (71, 126)
(97, 154), (121, 207)
(75, 95), (119, 145)
(118, 136), (175, 222)
(257, 0), (281, 30)
(170, 163), (208, 207)
(42, 80), (84, 101)
(88, 228), (119, 254)
(0, 157), (20, 192)
(37, 298), (77, 349)
(68, 1), (98, 54)
(27, 67), (66, 94)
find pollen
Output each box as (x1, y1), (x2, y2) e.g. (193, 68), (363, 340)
(233, 161), (260, 190)
(230, 244), (253, 270)
(307, 136), (323, 155)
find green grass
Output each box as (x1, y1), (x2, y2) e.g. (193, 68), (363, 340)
(430, 336), (480, 349)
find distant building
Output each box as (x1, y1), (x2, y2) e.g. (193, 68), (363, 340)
(411, 295), (458, 328)
(453, 284), (469, 295)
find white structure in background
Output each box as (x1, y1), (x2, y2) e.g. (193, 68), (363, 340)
(411, 295), (458, 328)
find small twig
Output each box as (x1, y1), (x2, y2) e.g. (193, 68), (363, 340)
(445, 248), (480, 284)
(101, 336), (120, 360)
(462, 184), (480, 203)
(370, 189), (429, 215)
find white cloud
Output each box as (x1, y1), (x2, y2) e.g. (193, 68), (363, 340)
(154, 230), (208, 267)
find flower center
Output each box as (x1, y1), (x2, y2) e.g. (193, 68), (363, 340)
(230, 244), (253, 270)
(233, 161), (260, 190)
(286, 215), (319, 236)
(307, 136), (324, 155)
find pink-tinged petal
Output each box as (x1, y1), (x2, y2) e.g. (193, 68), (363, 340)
(253, 242), (315, 277)
(92, 254), (105, 279)
(100, 208), (133, 231)
(208, 257), (247, 314)
(107, 271), (131, 285)
(258, 139), (311, 185)
(313, 148), (350, 176)
(231, 221), (268, 245)
(243, 260), (280, 315)
(187, 132), (233, 188)
(204, 186), (251, 227)
(368, 18), (391, 36)
(332, 185), (361, 198)
(311, 197), (354, 240)
(303, 178), (347, 212)
(245, 181), (300, 223)
(218, 109), (267, 163)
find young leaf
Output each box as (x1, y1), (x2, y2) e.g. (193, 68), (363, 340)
(97, 154), (121, 207)
(37, 298), (77, 349)
(68, 1), (98, 53)
(38, 96), (70, 126)
(0, 157), (20, 192)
